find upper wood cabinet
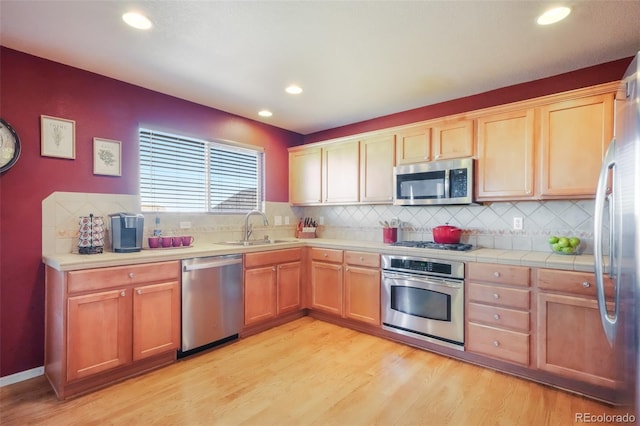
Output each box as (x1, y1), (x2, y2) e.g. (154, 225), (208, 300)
(476, 109), (536, 200)
(395, 124), (431, 165)
(323, 139), (360, 203)
(289, 147), (322, 205)
(432, 119), (474, 160)
(360, 133), (395, 203)
(539, 93), (614, 198)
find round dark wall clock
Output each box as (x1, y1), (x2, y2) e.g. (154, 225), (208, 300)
(0, 118), (21, 173)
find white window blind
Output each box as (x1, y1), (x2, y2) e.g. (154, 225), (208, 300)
(140, 129), (264, 213)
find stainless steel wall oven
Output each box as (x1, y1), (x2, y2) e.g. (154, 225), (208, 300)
(382, 254), (464, 350)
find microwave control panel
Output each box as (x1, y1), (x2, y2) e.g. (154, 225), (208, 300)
(450, 168), (468, 198)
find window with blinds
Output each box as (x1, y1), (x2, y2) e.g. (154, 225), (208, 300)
(139, 129), (264, 213)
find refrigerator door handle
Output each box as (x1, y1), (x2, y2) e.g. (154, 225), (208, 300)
(594, 138), (618, 346)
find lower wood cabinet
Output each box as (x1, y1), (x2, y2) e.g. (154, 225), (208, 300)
(310, 248), (344, 315)
(45, 261), (180, 399)
(243, 248), (302, 327)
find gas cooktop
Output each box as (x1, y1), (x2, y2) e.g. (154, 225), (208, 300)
(390, 241), (474, 251)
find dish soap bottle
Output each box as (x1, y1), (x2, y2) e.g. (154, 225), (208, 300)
(153, 215), (162, 236)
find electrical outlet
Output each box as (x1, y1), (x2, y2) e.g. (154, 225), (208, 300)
(179, 221), (191, 229)
(274, 215), (282, 226)
(319, 216), (324, 225)
(284, 216), (290, 225)
(513, 217), (523, 230)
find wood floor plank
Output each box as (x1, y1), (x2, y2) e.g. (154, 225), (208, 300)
(0, 317), (631, 425)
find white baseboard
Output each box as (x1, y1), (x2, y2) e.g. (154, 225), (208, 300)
(0, 366), (44, 387)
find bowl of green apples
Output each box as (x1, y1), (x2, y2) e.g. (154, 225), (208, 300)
(548, 235), (581, 255)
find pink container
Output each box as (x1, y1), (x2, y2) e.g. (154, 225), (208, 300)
(383, 227), (398, 244)
(172, 236), (183, 247)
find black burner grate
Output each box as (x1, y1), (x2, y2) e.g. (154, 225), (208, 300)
(390, 241), (474, 251)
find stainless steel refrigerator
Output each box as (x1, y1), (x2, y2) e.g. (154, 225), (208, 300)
(594, 51), (639, 414)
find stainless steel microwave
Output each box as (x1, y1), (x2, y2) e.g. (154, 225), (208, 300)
(393, 158), (474, 206)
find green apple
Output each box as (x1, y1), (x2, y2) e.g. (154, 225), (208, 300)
(562, 246), (575, 254)
(557, 237), (569, 248)
(569, 237), (580, 248)
(552, 243), (563, 252)
(548, 236), (559, 244)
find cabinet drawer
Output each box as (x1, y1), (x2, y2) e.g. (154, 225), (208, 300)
(467, 302), (530, 332)
(344, 251), (380, 268)
(310, 248), (343, 263)
(68, 261), (180, 294)
(467, 263), (530, 287)
(536, 268), (613, 299)
(467, 322), (530, 365)
(244, 248), (302, 268)
(467, 283), (530, 310)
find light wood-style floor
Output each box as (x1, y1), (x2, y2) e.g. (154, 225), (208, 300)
(1, 317), (631, 425)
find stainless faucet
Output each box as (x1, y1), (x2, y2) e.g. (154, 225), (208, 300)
(244, 210), (269, 241)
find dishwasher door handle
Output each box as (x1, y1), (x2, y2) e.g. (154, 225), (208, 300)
(183, 257), (242, 272)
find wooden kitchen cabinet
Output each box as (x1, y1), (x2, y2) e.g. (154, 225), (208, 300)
(344, 251), (381, 326)
(539, 93), (614, 198)
(289, 147), (322, 205)
(244, 248), (302, 327)
(466, 262), (531, 366)
(45, 261), (180, 399)
(535, 269), (617, 388)
(432, 119), (474, 160)
(310, 248), (344, 315)
(475, 108), (536, 200)
(395, 124), (431, 165)
(359, 133), (395, 203)
(323, 139), (360, 203)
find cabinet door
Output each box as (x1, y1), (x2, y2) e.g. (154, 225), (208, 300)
(289, 148), (322, 204)
(432, 119), (474, 160)
(344, 265), (380, 325)
(244, 266), (277, 326)
(476, 109), (535, 200)
(539, 93), (614, 197)
(310, 261), (343, 315)
(395, 125), (431, 165)
(132, 281), (180, 361)
(360, 134), (395, 203)
(536, 292), (617, 388)
(277, 261), (302, 315)
(67, 289), (132, 381)
(323, 140), (359, 203)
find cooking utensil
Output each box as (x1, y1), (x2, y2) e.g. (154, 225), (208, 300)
(432, 223), (462, 244)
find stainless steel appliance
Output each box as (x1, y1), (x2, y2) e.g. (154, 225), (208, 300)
(393, 158), (474, 206)
(180, 255), (243, 356)
(109, 212), (143, 253)
(594, 51), (639, 414)
(390, 240), (473, 251)
(382, 254), (465, 350)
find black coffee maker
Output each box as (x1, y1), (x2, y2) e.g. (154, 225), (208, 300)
(109, 213), (144, 253)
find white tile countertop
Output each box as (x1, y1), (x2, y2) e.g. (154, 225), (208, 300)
(42, 238), (604, 273)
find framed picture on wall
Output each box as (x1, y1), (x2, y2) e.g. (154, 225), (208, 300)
(40, 115), (76, 159)
(93, 138), (122, 176)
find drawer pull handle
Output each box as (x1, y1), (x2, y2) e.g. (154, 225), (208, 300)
(359, 256), (364, 261)
(493, 272), (501, 278)
(323, 253), (328, 258)
(120, 291), (126, 297)
(128, 272), (135, 279)
(493, 293), (500, 299)
(137, 289), (142, 295)
(493, 314), (501, 320)
(582, 281), (591, 288)
(493, 340), (500, 347)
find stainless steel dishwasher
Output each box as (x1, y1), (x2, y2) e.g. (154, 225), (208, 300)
(180, 254), (243, 356)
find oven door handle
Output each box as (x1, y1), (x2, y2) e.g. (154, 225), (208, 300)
(383, 272), (462, 288)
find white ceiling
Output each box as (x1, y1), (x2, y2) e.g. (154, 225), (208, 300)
(1, 1), (639, 135)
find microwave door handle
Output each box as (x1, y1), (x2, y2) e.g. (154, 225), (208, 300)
(594, 138), (617, 346)
(444, 169), (450, 198)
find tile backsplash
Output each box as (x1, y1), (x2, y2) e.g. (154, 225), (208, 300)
(43, 192), (606, 255)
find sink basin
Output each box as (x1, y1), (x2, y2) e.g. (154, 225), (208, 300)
(215, 239), (290, 246)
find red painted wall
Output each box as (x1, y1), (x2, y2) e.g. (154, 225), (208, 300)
(0, 47), (303, 377)
(304, 57), (633, 143)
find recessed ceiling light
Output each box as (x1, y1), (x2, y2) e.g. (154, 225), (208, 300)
(537, 6), (571, 25)
(122, 12), (153, 30)
(285, 85), (303, 95)
(258, 110), (273, 117)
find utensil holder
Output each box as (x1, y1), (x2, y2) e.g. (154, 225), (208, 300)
(383, 227), (398, 244)
(78, 213), (105, 254)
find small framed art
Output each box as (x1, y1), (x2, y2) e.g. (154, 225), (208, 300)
(93, 137), (122, 176)
(41, 115), (76, 159)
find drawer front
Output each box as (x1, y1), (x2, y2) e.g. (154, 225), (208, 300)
(310, 248), (344, 263)
(467, 302), (530, 332)
(344, 251), (380, 268)
(68, 261), (180, 294)
(467, 322), (530, 365)
(467, 263), (530, 287)
(244, 248), (302, 268)
(467, 283), (530, 310)
(536, 268), (613, 299)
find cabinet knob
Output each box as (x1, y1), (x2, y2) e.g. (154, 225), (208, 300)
(120, 291), (126, 297)
(345, 267), (349, 272)
(272, 266), (277, 271)
(493, 293), (500, 299)
(493, 340), (500, 347)
(128, 272), (135, 279)
(582, 281), (591, 288)
(359, 256), (364, 261)
(493, 271), (501, 278)
(323, 253), (328, 257)
(137, 289), (142, 295)
(493, 314), (501, 320)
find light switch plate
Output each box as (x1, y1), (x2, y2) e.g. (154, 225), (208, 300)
(274, 215), (282, 226)
(284, 216), (290, 225)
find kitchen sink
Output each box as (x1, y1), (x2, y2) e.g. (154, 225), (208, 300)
(215, 239), (290, 246)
